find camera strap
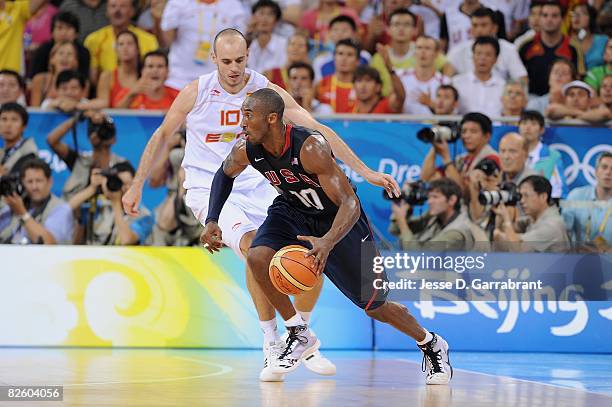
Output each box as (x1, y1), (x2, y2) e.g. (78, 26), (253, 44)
(0, 138), (27, 166)
(3, 195), (52, 244)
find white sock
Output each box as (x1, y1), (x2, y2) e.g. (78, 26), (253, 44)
(297, 310), (311, 325)
(259, 319), (279, 344)
(416, 330), (433, 346)
(284, 313), (305, 328)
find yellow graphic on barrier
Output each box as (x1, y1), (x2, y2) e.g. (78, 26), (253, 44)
(0, 246), (261, 347)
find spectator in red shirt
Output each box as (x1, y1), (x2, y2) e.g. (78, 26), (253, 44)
(352, 63), (404, 113)
(299, 0), (362, 45)
(316, 38), (361, 113)
(116, 50), (178, 111)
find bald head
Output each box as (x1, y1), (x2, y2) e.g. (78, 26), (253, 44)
(213, 28), (248, 54)
(499, 132), (529, 175)
(500, 132), (528, 152)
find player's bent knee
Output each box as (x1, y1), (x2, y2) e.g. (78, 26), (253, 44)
(246, 247), (273, 281)
(239, 230), (257, 258)
(365, 303), (389, 322)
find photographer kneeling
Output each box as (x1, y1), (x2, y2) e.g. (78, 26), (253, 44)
(47, 110), (125, 201)
(68, 161), (153, 245)
(389, 178), (487, 251)
(0, 158), (73, 244)
(493, 175), (569, 253)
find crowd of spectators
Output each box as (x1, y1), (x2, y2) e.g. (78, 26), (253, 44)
(0, 0), (610, 250)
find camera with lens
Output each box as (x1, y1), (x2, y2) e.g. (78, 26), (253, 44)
(87, 116), (116, 141)
(99, 168), (123, 192)
(416, 121), (460, 144)
(383, 180), (429, 206)
(478, 182), (521, 206)
(0, 173), (23, 197)
(474, 157), (500, 177)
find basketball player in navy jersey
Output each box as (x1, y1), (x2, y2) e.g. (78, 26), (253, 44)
(201, 88), (453, 385)
(123, 29), (400, 382)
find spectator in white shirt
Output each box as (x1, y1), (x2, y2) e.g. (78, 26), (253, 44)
(159, 0), (247, 90)
(433, 84), (459, 115)
(484, 0), (529, 40)
(440, 0), (486, 52)
(247, 0), (288, 73)
(398, 35), (450, 114)
(501, 80), (528, 117)
(452, 36), (506, 118)
(444, 7), (528, 88)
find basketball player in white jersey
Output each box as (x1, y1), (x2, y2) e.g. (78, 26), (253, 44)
(122, 28), (400, 382)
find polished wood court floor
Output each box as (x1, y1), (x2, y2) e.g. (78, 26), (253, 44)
(0, 348), (610, 406)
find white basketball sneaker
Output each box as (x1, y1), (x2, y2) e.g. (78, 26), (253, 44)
(418, 332), (453, 385)
(259, 341), (285, 382)
(270, 325), (320, 374)
(281, 330), (336, 376)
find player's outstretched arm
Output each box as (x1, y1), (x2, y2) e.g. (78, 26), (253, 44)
(122, 80), (198, 216)
(297, 135), (361, 275)
(200, 140), (251, 253)
(268, 82), (400, 198)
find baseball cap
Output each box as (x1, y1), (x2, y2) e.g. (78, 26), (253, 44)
(562, 80), (595, 97)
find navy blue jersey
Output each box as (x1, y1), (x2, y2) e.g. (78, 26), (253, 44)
(245, 124), (344, 217)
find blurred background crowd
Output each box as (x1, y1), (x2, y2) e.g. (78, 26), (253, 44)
(0, 0), (610, 252)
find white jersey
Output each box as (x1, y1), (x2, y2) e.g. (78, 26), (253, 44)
(443, 6), (472, 51)
(183, 69), (270, 191)
(398, 69), (450, 114)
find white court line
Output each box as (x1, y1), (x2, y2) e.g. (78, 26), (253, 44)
(394, 358), (612, 397)
(57, 356), (233, 387)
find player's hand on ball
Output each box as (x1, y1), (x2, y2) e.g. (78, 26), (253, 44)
(365, 170), (400, 198)
(201, 222), (223, 253)
(297, 235), (333, 276)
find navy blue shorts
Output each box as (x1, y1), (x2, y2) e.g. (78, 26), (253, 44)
(251, 196), (388, 310)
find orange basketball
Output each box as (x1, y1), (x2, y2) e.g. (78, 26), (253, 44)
(269, 245), (320, 295)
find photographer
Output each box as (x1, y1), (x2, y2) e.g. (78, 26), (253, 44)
(149, 130), (202, 246)
(493, 175), (570, 253)
(0, 158), (73, 244)
(469, 132), (538, 222)
(68, 161), (153, 245)
(421, 112), (500, 197)
(389, 178), (487, 251)
(0, 103), (38, 177)
(46, 110), (125, 201)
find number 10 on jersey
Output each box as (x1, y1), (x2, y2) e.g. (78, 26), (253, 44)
(220, 110), (240, 126)
(289, 188), (324, 210)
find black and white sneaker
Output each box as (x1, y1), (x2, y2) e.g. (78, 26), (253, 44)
(260, 341), (285, 382)
(418, 332), (453, 385)
(270, 325), (320, 374)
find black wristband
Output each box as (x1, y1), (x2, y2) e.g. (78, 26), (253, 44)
(205, 166), (235, 225)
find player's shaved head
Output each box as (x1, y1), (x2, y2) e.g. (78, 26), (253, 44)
(213, 28), (248, 54)
(245, 88), (285, 121)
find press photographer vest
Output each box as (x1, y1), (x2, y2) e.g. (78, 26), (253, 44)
(0, 138), (38, 174)
(62, 151), (125, 200)
(417, 211), (488, 252)
(455, 144), (498, 174)
(0, 194), (63, 244)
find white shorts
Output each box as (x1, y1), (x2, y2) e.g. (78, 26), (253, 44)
(185, 182), (278, 259)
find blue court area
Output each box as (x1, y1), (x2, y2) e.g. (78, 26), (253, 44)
(373, 350), (612, 396)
